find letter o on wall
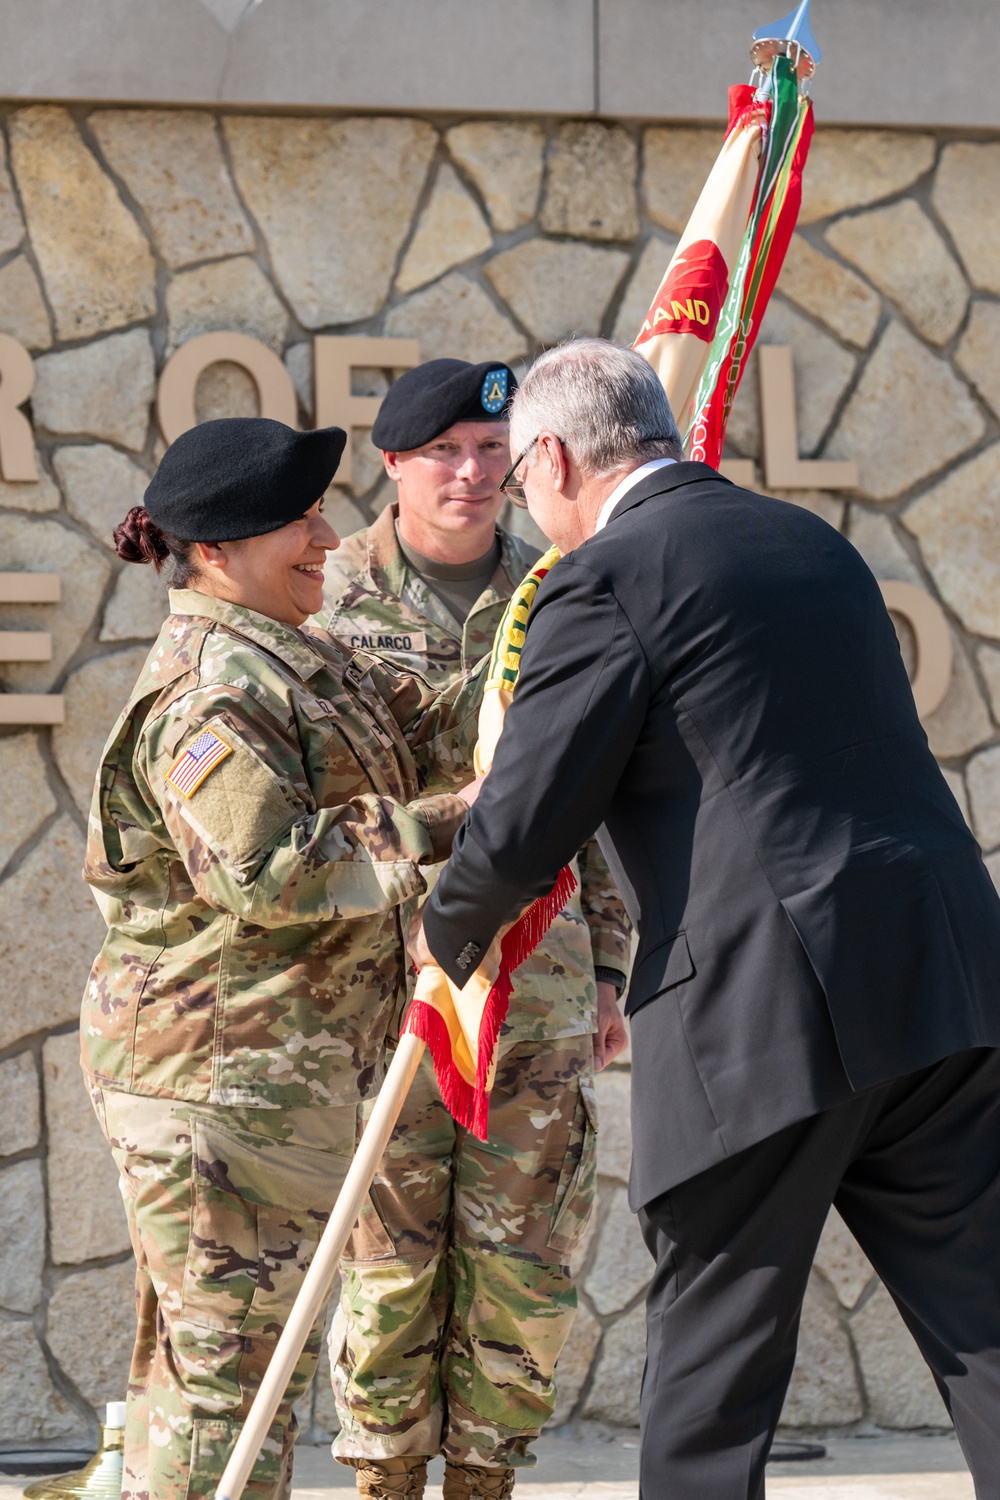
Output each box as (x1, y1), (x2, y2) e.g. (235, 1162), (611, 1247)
(879, 579), (953, 720)
(156, 332), (298, 445)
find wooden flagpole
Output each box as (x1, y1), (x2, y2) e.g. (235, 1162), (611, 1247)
(214, 1031), (426, 1500)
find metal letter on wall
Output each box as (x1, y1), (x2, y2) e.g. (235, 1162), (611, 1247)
(0, 333), (958, 736)
(879, 579), (953, 720)
(313, 337), (420, 487)
(759, 345), (858, 491)
(156, 331), (299, 446)
(0, 332), (39, 481)
(0, 572), (64, 725)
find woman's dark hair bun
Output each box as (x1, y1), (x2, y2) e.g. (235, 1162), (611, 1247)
(113, 506), (170, 568)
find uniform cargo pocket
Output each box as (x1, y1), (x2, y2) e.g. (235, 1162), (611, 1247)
(343, 1107), (397, 1261)
(182, 1112), (350, 1338)
(547, 1073), (599, 1257)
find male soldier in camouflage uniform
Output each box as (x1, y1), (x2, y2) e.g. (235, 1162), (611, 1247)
(82, 418), (485, 1500)
(316, 361), (631, 1500)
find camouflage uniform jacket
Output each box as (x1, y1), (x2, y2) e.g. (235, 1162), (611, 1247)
(81, 588), (482, 1109)
(318, 504), (631, 1041)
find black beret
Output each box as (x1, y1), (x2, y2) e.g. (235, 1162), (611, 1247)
(144, 418), (347, 542)
(371, 359), (517, 452)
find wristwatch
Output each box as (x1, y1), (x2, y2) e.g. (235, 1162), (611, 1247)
(594, 965), (627, 996)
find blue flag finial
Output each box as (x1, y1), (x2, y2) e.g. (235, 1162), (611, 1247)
(751, 0), (821, 80)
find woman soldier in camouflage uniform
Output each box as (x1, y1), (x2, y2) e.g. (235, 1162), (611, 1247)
(81, 418), (483, 1500)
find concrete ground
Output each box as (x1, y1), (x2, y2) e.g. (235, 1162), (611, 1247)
(0, 1428), (971, 1499)
(287, 1427), (972, 1499)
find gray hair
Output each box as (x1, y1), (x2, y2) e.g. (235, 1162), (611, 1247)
(509, 337), (683, 478)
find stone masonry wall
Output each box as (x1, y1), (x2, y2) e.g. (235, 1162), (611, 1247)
(2, 103), (999, 1446)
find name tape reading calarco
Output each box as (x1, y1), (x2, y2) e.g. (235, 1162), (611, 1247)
(343, 631), (429, 654)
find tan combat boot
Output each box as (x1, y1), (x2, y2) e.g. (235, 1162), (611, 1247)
(441, 1461), (515, 1499)
(342, 1455), (429, 1499)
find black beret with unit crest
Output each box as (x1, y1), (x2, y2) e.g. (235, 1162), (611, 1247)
(371, 359), (517, 452)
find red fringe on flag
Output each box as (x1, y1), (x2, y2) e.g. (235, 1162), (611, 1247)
(406, 864), (578, 1140)
(726, 82), (769, 137)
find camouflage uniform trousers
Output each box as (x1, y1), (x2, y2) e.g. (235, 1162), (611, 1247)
(331, 1034), (598, 1471)
(92, 1086), (360, 1500)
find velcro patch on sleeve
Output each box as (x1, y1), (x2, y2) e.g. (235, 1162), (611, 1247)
(163, 717), (302, 876)
(166, 727), (234, 797)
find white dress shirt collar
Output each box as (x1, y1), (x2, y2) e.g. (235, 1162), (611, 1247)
(593, 456), (677, 534)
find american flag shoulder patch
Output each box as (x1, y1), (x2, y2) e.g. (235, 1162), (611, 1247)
(166, 726), (234, 797)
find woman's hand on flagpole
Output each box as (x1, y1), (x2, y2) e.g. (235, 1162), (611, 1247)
(594, 983), (627, 1071)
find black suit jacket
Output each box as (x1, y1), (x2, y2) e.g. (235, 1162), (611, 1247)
(423, 464), (1000, 1207)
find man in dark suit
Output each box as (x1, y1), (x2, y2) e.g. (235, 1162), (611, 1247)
(413, 337), (1000, 1497)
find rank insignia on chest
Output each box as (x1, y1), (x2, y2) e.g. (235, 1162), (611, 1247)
(480, 368), (508, 414)
(166, 727), (233, 796)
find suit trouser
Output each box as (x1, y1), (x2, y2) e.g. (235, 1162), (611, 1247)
(636, 1046), (1000, 1500)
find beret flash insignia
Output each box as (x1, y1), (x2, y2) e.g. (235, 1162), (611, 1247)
(480, 368), (509, 414)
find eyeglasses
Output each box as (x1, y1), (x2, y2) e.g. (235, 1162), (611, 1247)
(498, 436), (564, 509)
(498, 438), (536, 508)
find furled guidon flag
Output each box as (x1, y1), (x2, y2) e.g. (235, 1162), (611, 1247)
(634, 54), (814, 467)
(402, 545), (576, 1140)
(633, 86), (765, 436)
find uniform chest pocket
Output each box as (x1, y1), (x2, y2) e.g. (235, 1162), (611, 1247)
(311, 712), (411, 803)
